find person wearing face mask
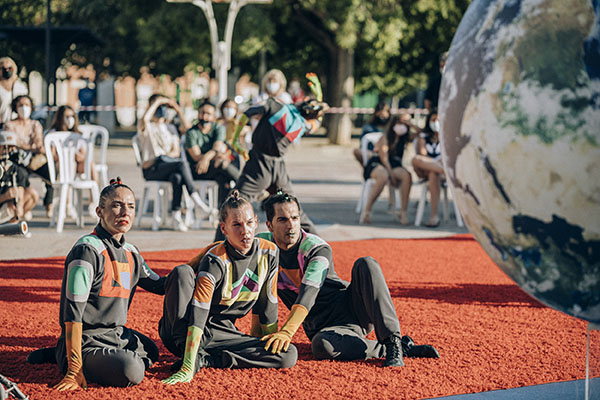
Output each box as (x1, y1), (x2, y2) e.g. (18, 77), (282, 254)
(360, 114), (419, 225)
(0, 57), (28, 127)
(260, 69), (293, 105)
(4, 95), (50, 218)
(219, 98), (250, 154)
(352, 102), (391, 167)
(138, 94), (215, 231)
(411, 110), (445, 227)
(184, 100), (241, 207)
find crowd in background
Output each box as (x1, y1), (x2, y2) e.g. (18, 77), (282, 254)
(0, 52), (450, 231)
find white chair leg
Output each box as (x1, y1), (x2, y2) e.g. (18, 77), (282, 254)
(56, 185), (69, 233)
(76, 189), (84, 227)
(414, 185), (428, 227)
(137, 186), (150, 228)
(395, 187), (402, 211)
(442, 185), (449, 222)
(454, 200), (464, 227)
(152, 185), (162, 231)
(355, 182), (366, 214)
(161, 185), (169, 228)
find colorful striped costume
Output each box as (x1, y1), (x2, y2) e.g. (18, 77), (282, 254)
(55, 224), (165, 387)
(159, 238), (297, 369)
(258, 230), (403, 361)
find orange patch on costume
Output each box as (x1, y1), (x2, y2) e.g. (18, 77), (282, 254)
(99, 250), (133, 298)
(281, 268), (302, 288)
(193, 276), (214, 304)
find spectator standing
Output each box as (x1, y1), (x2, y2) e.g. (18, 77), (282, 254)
(0, 57), (27, 127)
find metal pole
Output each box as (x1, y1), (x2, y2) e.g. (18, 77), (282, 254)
(45, 0), (51, 109)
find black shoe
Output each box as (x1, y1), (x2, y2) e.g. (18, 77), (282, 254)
(382, 334), (405, 367)
(26, 347), (57, 364)
(194, 353), (216, 372)
(170, 358), (183, 372)
(401, 335), (440, 358)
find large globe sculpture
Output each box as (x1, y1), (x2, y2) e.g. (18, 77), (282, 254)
(439, 0), (600, 323)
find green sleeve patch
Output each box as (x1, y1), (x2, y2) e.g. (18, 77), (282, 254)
(67, 265), (92, 300)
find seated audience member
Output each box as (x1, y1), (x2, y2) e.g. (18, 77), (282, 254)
(138, 94), (215, 231)
(26, 178), (166, 390)
(411, 109), (445, 227)
(258, 191), (440, 366)
(360, 114), (418, 225)
(161, 190), (296, 385)
(184, 100), (240, 206)
(352, 102), (391, 167)
(0, 130), (38, 222)
(4, 95), (52, 216)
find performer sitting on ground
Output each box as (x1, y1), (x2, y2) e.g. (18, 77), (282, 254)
(26, 177), (166, 390)
(258, 190), (440, 367)
(214, 71), (327, 241)
(161, 190), (296, 385)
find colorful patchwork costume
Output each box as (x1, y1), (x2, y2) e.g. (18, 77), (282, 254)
(257, 230), (404, 361)
(215, 98), (317, 241)
(54, 224), (165, 387)
(159, 238), (297, 369)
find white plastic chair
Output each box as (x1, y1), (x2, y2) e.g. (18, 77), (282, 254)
(79, 123), (110, 188)
(131, 134), (170, 231)
(355, 132), (401, 214)
(180, 135), (220, 228)
(411, 136), (463, 227)
(413, 179), (464, 227)
(44, 131), (100, 232)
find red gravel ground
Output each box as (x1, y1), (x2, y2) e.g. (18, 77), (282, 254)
(0, 234), (597, 399)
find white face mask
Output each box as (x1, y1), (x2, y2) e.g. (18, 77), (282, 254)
(17, 105), (31, 119)
(223, 107), (237, 120)
(66, 116), (76, 130)
(266, 82), (280, 95)
(429, 120), (440, 133)
(393, 124), (408, 136)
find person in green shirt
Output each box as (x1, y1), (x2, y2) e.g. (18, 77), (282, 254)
(184, 100), (240, 206)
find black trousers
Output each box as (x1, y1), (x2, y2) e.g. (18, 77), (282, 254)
(191, 159), (241, 206)
(309, 257), (401, 361)
(55, 326), (158, 387)
(142, 156), (197, 211)
(214, 149), (316, 240)
(159, 265), (297, 369)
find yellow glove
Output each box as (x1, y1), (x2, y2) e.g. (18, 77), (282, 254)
(162, 325), (203, 385)
(54, 322), (87, 391)
(261, 304), (308, 354)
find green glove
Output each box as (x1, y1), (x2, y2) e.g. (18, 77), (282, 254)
(232, 114), (249, 161)
(306, 72), (323, 102)
(162, 325), (203, 385)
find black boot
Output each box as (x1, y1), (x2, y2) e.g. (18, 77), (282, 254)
(170, 352), (217, 373)
(401, 335), (440, 358)
(382, 334), (405, 367)
(26, 347), (57, 364)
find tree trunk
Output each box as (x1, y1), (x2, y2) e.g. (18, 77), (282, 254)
(324, 47), (354, 145)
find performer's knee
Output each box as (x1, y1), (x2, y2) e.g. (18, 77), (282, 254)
(278, 344), (298, 369)
(353, 256), (381, 275)
(167, 264), (195, 287)
(117, 354), (145, 387)
(311, 332), (338, 360)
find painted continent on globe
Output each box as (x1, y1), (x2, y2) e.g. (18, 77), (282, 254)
(440, 0), (600, 323)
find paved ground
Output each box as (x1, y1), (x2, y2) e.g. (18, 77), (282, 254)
(0, 135), (467, 259)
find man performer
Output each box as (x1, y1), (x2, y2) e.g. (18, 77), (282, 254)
(258, 191), (440, 367)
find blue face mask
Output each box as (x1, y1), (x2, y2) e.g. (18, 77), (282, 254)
(154, 105), (167, 119)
